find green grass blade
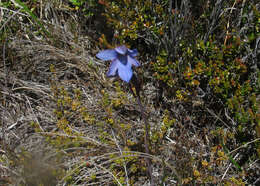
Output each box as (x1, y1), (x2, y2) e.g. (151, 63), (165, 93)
(13, 0), (51, 38)
(221, 140), (242, 171)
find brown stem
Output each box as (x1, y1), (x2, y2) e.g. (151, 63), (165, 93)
(129, 83), (154, 185)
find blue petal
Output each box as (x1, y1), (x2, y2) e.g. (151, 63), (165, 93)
(127, 49), (138, 57)
(115, 45), (128, 55)
(106, 60), (119, 77)
(117, 62), (133, 82)
(127, 55), (140, 67)
(96, 49), (117, 61)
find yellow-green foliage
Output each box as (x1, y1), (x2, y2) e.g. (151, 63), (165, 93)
(47, 65), (98, 149)
(103, 0), (158, 41)
(151, 110), (176, 144)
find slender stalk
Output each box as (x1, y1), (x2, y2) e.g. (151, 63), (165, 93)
(137, 96), (154, 186)
(129, 80), (154, 185)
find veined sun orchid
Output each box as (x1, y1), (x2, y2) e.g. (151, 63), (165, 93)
(96, 45), (140, 83)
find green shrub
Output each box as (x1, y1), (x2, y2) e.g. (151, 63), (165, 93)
(98, 0), (259, 184)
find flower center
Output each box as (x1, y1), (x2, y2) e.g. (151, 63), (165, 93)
(117, 54), (128, 65)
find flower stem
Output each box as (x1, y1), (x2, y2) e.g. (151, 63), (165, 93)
(129, 78), (154, 185)
(137, 96), (154, 186)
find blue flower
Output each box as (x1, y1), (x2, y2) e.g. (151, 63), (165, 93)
(96, 45), (140, 83)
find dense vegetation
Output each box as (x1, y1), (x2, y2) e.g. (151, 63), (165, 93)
(0, 0), (259, 185)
